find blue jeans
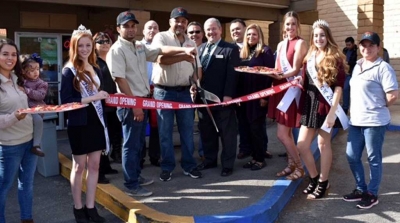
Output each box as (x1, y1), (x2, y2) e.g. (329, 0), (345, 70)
(153, 87), (197, 172)
(0, 139), (36, 222)
(346, 125), (387, 196)
(117, 108), (148, 190)
(343, 75), (351, 111)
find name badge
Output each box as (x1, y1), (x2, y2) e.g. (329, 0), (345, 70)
(216, 55), (224, 59)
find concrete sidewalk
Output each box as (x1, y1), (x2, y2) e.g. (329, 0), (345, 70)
(5, 104), (400, 222)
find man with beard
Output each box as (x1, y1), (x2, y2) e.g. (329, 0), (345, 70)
(140, 20), (161, 168)
(107, 11), (197, 196)
(151, 7), (203, 182)
(195, 18), (239, 177)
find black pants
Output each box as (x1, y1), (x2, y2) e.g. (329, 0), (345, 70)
(236, 104), (251, 154)
(249, 116), (267, 162)
(198, 107), (237, 169)
(99, 111), (122, 175)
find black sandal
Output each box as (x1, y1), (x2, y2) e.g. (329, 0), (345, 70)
(307, 180), (330, 199)
(303, 174), (319, 194)
(251, 161), (266, 171)
(243, 160), (256, 168)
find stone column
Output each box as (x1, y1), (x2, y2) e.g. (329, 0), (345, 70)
(357, 0), (384, 50)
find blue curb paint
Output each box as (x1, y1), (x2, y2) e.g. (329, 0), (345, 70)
(194, 128), (339, 223)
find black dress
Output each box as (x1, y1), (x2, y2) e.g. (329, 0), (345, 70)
(300, 70), (342, 129)
(67, 103), (106, 155)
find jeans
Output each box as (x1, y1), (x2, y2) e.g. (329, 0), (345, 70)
(0, 139), (36, 222)
(117, 108), (148, 190)
(153, 87), (197, 172)
(343, 75), (351, 111)
(346, 125), (387, 196)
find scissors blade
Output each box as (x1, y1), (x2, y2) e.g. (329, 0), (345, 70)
(197, 87), (221, 103)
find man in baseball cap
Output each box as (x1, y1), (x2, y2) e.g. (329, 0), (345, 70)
(359, 31), (380, 46)
(117, 11), (139, 25)
(170, 7), (189, 20)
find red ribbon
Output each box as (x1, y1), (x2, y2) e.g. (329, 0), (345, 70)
(105, 80), (302, 109)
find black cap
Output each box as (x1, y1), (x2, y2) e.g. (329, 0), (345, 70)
(117, 11), (139, 25)
(360, 31), (380, 46)
(170, 7), (189, 19)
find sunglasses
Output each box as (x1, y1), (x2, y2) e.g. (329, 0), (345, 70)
(188, 31), (201, 34)
(96, 40), (110, 44)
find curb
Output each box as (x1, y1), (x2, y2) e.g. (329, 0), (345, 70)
(58, 154), (194, 223)
(58, 129), (340, 223)
(194, 128), (339, 223)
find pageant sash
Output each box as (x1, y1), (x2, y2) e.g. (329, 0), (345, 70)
(67, 64), (110, 154)
(277, 38), (302, 112)
(307, 52), (348, 133)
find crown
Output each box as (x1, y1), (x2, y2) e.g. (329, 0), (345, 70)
(72, 24), (92, 37)
(312, 19), (329, 29)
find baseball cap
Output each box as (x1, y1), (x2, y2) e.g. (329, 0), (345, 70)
(117, 11), (139, 25)
(359, 31), (380, 46)
(170, 7), (189, 19)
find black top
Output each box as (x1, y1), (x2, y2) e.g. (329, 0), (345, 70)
(97, 57), (117, 113)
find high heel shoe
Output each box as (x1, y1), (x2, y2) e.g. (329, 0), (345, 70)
(73, 206), (88, 223)
(285, 158), (304, 180)
(276, 153), (295, 177)
(302, 174), (320, 194)
(85, 206), (105, 223)
(307, 180), (330, 199)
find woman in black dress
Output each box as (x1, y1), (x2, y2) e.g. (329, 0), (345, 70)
(60, 25), (109, 223)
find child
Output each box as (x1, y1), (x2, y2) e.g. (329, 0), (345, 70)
(20, 53), (48, 157)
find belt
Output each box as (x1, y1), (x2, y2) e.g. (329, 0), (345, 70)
(154, 84), (191, 92)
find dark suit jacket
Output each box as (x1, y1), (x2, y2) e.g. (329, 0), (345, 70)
(60, 66), (106, 127)
(199, 40), (239, 109)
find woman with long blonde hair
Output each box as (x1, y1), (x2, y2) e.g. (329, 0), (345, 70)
(239, 23), (274, 170)
(60, 25), (109, 222)
(297, 19), (348, 199)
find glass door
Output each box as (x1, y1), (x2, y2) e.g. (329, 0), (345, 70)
(15, 32), (68, 129)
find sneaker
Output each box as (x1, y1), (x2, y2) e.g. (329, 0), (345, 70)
(356, 192), (379, 209)
(139, 176), (154, 186)
(125, 187), (152, 197)
(183, 169), (203, 179)
(343, 189), (363, 202)
(159, 170), (172, 181)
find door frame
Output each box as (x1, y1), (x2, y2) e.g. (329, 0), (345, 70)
(15, 32), (69, 130)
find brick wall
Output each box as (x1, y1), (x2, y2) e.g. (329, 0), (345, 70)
(317, 0), (358, 50)
(384, 0), (400, 75)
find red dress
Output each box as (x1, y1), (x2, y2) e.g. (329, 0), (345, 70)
(267, 37), (301, 128)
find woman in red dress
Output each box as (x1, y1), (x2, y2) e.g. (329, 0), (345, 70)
(268, 11), (308, 180)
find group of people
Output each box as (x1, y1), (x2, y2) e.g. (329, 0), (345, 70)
(0, 6), (398, 223)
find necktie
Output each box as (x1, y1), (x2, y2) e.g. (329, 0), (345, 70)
(201, 43), (215, 69)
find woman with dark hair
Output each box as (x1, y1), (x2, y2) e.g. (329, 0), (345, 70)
(239, 24), (274, 170)
(0, 39), (36, 223)
(60, 25), (109, 222)
(93, 32), (120, 184)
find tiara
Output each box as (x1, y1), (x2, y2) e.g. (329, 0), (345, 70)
(312, 19), (329, 29)
(72, 24), (92, 37)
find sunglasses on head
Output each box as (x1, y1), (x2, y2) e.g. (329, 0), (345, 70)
(96, 40), (110, 44)
(188, 31), (201, 34)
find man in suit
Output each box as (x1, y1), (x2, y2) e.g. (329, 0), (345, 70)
(195, 18), (239, 177)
